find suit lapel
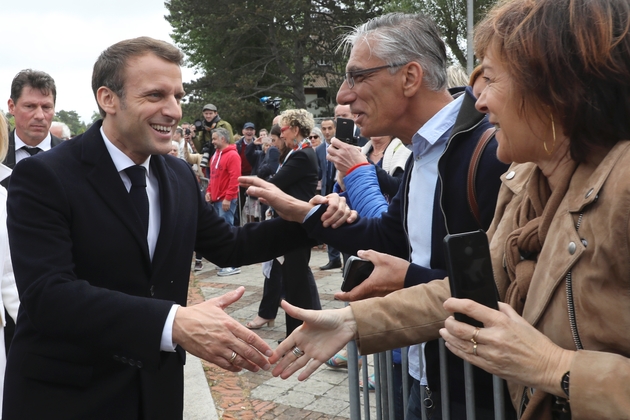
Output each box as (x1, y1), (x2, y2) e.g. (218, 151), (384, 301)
(82, 123), (151, 264)
(150, 155), (178, 276)
(5, 131), (16, 169)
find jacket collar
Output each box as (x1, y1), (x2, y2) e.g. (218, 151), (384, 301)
(565, 141), (630, 212)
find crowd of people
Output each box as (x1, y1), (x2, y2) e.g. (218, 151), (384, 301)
(1, 0), (629, 419)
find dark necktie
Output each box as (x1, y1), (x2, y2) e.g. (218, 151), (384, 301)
(22, 146), (41, 156)
(124, 165), (149, 236)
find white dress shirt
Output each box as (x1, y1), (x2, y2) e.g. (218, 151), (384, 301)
(100, 127), (178, 352)
(14, 132), (52, 164)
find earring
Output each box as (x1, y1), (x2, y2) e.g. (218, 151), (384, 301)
(544, 113), (557, 155)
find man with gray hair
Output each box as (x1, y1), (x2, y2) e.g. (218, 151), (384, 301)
(205, 127), (242, 276)
(241, 12), (511, 419)
(50, 121), (71, 140)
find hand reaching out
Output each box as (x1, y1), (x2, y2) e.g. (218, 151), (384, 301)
(269, 301), (358, 381)
(172, 286), (273, 373)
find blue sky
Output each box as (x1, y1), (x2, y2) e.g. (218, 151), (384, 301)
(0, 0), (197, 123)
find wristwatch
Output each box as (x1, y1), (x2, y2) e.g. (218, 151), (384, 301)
(561, 371), (570, 399)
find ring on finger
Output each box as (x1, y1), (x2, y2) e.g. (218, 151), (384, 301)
(292, 346), (305, 358)
(471, 327), (480, 345)
(229, 351), (237, 364)
(472, 343), (478, 356)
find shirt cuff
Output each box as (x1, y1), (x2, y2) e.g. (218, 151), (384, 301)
(304, 204), (321, 222)
(160, 304), (180, 352)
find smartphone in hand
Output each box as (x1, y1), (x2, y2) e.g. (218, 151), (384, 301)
(443, 230), (499, 327)
(341, 256), (375, 292)
(335, 118), (357, 145)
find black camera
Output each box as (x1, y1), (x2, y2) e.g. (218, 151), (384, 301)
(200, 143), (212, 168)
(260, 96), (282, 115)
(184, 128), (191, 136)
(193, 120), (212, 132)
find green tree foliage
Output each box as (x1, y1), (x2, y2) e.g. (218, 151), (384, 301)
(385, 0), (497, 68)
(4, 113), (14, 131)
(166, 0), (390, 127)
(54, 110), (87, 136)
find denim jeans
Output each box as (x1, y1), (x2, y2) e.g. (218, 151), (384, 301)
(213, 199), (237, 226)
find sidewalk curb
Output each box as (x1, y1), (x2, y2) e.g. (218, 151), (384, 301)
(184, 353), (219, 420)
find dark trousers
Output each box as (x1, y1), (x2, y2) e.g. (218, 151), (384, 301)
(282, 246), (321, 335)
(327, 244), (340, 263)
(257, 259), (284, 320)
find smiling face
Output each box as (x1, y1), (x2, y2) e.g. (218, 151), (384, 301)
(99, 53), (184, 164)
(336, 37), (406, 138)
(8, 86), (55, 146)
(475, 48), (548, 164)
(280, 124), (298, 149)
(203, 109), (217, 122)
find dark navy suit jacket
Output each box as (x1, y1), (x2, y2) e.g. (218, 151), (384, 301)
(4, 121), (313, 419)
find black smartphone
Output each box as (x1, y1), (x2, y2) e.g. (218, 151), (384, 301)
(341, 256), (375, 292)
(335, 117), (357, 145)
(443, 230), (499, 327)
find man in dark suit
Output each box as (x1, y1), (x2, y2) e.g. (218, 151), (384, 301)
(3, 69), (63, 188)
(3, 37), (317, 420)
(3, 69), (63, 352)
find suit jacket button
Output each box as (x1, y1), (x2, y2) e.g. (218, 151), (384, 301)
(129, 359), (136, 366)
(113, 355), (120, 362)
(137, 361), (143, 368)
(121, 357), (128, 364)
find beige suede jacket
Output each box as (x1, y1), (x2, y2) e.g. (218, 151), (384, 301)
(350, 141), (630, 419)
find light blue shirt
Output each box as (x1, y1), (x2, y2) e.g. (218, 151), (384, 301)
(407, 94), (464, 384)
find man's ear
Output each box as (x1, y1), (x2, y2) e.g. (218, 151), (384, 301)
(7, 98), (15, 115)
(96, 86), (119, 116)
(401, 62), (424, 98)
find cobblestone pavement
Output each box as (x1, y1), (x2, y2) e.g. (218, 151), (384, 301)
(186, 247), (377, 420)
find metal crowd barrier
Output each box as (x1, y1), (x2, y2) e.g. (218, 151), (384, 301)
(346, 339), (507, 420)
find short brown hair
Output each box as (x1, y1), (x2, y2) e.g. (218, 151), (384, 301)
(10, 69), (56, 104)
(92, 37), (184, 117)
(475, 0), (630, 162)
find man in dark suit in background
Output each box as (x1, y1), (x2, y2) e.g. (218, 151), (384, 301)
(2, 69), (63, 354)
(3, 69), (63, 188)
(3, 37), (319, 420)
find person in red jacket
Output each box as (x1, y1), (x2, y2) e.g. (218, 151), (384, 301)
(205, 127), (242, 276)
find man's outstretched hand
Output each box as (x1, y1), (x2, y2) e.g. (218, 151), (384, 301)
(239, 176), (357, 227)
(172, 286), (272, 373)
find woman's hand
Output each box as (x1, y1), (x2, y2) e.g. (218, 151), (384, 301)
(439, 299), (574, 396)
(334, 250), (409, 301)
(270, 302), (358, 381)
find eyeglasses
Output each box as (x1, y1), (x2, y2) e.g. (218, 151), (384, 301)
(345, 62), (409, 89)
(280, 126), (291, 133)
(308, 135), (320, 139)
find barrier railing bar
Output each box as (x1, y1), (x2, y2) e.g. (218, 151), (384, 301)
(401, 347), (409, 420)
(386, 351), (395, 420)
(438, 338), (451, 420)
(463, 360), (476, 420)
(493, 375), (506, 420)
(347, 338), (362, 420)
